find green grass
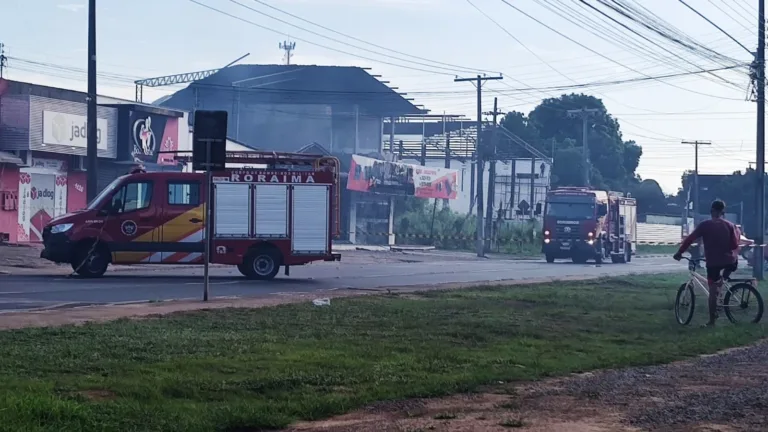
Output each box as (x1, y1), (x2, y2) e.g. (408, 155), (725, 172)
(0, 274), (765, 432)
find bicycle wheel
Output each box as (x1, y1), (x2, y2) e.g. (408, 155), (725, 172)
(723, 283), (764, 324)
(675, 281), (696, 326)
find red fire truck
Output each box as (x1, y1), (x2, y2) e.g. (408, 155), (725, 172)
(40, 151), (341, 279)
(542, 187), (637, 264)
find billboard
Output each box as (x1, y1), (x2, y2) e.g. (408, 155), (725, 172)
(42, 111), (108, 150)
(347, 154), (458, 199)
(129, 110), (179, 165)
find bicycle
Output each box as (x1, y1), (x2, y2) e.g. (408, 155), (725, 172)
(675, 257), (764, 325)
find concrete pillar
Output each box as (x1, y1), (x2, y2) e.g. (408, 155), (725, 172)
(388, 196), (396, 246)
(348, 192), (357, 244)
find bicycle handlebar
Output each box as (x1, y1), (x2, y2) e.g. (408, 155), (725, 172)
(680, 256), (705, 263)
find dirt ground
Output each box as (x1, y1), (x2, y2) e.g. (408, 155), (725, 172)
(286, 343), (768, 432)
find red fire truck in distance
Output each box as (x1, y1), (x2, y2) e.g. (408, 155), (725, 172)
(40, 151), (341, 279)
(542, 187), (637, 264)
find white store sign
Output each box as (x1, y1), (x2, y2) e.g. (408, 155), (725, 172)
(42, 111), (108, 150)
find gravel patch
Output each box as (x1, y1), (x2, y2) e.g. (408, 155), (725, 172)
(526, 342), (768, 430)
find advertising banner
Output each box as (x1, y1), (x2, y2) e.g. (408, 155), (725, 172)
(129, 110), (179, 165)
(347, 154), (458, 199)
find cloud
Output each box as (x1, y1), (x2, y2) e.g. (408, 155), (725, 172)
(57, 3), (85, 12)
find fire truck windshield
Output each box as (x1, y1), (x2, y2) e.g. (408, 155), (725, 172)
(86, 175), (127, 210)
(545, 202), (595, 220)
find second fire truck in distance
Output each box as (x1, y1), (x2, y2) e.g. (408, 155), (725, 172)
(541, 187), (637, 264)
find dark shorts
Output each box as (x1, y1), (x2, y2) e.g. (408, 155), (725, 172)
(706, 262), (738, 282)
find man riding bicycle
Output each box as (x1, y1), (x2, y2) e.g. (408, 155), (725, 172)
(673, 199), (739, 327)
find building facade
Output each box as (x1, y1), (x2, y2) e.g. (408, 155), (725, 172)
(159, 64), (423, 245)
(0, 79), (186, 243)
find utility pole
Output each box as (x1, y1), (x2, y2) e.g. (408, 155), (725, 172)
(754, 0), (766, 280)
(279, 40), (296, 65)
(485, 98), (503, 252)
(455, 74), (503, 257)
(0, 43), (7, 78)
(566, 107), (599, 187)
(681, 140), (711, 227)
(86, 0), (98, 201)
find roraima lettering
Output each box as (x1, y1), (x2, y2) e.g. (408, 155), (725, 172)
(229, 172), (315, 183)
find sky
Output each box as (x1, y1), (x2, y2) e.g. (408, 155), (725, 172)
(1, 0), (762, 193)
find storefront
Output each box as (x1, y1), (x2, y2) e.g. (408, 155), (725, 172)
(15, 156), (87, 242)
(108, 103), (184, 168)
(0, 79), (118, 242)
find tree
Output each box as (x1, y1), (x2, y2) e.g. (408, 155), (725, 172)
(497, 93), (643, 193)
(629, 179), (666, 214)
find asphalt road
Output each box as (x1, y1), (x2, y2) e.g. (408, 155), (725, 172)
(0, 254), (680, 312)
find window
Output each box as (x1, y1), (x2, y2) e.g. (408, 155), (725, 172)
(168, 182), (200, 206)
(111, 182), (153, 213)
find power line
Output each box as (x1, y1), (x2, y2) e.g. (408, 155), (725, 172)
(498, 0), (749, 101)
(676, 0), (753, 54)
(247, 0), (498, 75)
(187, 0), (459, 76)
(575, 0), (745, 90)
(707, 0), (754, 33)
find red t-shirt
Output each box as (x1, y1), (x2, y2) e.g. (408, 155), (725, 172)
(678, 218), (738, 267)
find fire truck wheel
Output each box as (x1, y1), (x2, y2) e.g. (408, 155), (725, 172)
(71, 242), (110, 278)
(545, 254), (555, 263)
(243, 246), (282, 280)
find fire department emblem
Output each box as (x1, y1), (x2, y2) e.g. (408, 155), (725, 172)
(563, 227), (571, 233)
(121, 220), (138, 236)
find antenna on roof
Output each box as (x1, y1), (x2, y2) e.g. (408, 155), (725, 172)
(279, 40), (296, 65)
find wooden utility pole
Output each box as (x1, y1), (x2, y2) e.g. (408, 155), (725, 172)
(86, 0), (98, 201)
(681, 140), (711, 225)
(566, 107), (599, 187)
(455, 74), (503, 257)
(485, 98), (503, 251)
(755, 0), (766, 280)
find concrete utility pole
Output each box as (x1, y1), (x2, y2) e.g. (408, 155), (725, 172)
(754, 0), (766, 280)
(86, 0), (98, 201)
(455, 74), (503, 257)
(485, 98), (503, 251)
(566, 107), (599, 187)
(681, 140), (711, 227)
(279, 41), (296, 65)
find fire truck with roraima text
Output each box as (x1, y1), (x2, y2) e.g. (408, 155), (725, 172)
(541, 187), (637, 264)
(40, 151), (341, 279)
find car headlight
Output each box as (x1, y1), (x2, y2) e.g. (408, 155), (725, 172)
(50, 223), (74, 234)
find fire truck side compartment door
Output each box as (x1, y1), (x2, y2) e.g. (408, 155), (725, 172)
(253, 185), (288, 237)
(214, 183), (250, 237)
(292, 185), (329, 254)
